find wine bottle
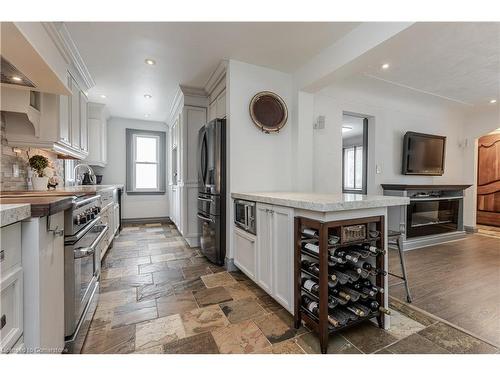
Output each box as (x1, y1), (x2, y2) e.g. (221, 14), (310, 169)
(341, 268), (361, 282)
(302, 295), (341, 327)
(328, 278), (338, 288)
(352, 281), (377, 297)
(328, 235), (340, 245)
(346, 305), (366, 317)
(302, 228), (318, 238)
(330, 309), (350, 325)
(302, 241), (319, 254)
(330, 295), (349, 306)
(330, 248), (359, 263)
(348, 247), (372, 259)
(351, 302), (371, 317)
(339, 286), (361, 302)
(361, 244), (386, 255)
(329, 255), (346, 264)
(359, 299), (391, 315)
(361, 280), (384, 294)
(301, 277), (319, 295)
(302, 295), (319, 315)
(329, 286), (351, 301)
(330, 270), (350, 285)
(338, 308), (359, 322)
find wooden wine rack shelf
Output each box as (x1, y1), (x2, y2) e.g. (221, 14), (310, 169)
(293, 215), (386, 354)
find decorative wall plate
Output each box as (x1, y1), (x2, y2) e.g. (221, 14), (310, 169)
(249, 91), (288, 133)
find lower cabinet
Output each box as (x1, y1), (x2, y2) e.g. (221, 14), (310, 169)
(234, 203), (294, 312)
(233, 227), (256, 279)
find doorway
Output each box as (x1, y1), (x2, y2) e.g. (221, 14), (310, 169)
(342, 113), (368, 194)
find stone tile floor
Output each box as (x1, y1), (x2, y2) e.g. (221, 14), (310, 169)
(81, 223), (500, 354)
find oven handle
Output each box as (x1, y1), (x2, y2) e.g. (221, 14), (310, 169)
(197, 213), (215, 223)
(74, 224), (108, 259)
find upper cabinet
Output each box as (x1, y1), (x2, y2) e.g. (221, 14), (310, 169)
(85, 102), (108, 167)
(0, 22), (95, 160)
(208, 89), (226, 122)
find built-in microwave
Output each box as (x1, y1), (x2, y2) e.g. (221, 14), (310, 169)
(234, 199), (256, 234)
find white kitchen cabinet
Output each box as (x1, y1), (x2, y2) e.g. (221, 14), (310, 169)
(113, 203), (120, 236)
(0, 222), (24, 354)
(253, 203), (294, 312)
(270, 205), (294, 311)
(233, 227), (256, 279)
(215, 89), (226, 119)
(256, 203), (273, 294)
(70, 76), (81, 149)
(208, 100), (217, 122)
(21, 212), (65, 353)
(85, 103), (108, 167)
(79, 92), (88, 153)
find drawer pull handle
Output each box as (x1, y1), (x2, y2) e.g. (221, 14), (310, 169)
(0, 250), (4, 262)
(0, 314), (6, 330)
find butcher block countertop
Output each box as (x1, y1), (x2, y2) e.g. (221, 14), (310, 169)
(0, 196), (74, 217)
(0, 185), (123, 217)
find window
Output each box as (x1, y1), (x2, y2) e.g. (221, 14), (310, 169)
(126, 129), (166, 194)
(343, 145), (363, 191)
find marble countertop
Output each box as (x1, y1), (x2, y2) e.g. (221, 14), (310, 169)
(0, 203), (31, 227)
(0, 184), (124, 198)
(231, 191), (410, 212)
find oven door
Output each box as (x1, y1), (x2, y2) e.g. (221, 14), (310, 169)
(64, 221), (108, 338)
(406, 198), (459, 238)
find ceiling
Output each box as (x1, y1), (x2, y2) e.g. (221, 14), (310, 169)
(342, 114), (364, 140)
(65, 22), (358, 121)
(348, 22), (500, 107)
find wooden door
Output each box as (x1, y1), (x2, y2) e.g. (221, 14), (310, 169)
(477, 133), (500, 226)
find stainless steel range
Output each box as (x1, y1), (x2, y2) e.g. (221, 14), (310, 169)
(63, 195), (108, 353)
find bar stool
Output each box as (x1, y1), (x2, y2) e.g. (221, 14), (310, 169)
(388, 230), (412, 303)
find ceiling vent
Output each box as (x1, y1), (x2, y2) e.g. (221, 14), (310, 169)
(0, 56), (36, 88)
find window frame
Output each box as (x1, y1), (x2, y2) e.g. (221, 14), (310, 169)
(126, 128), (166, 195)
(343, 145), (363, 192)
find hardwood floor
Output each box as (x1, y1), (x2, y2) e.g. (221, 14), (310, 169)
(389, 233), (500, 346)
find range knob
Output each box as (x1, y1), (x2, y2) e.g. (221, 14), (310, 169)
(74, 215), (81, 225)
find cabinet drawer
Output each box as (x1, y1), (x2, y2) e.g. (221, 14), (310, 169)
(233, 228), (256, 279)
(1, 223), (22, 276)
(1, 266), (23, 354)
(100, 189), (114, 207)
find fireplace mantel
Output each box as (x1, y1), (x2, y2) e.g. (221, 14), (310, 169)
(381, 184), (472, 191)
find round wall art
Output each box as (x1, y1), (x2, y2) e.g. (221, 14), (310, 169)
(249, 91), (288, 133)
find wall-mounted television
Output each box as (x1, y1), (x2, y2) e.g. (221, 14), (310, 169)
(402, 132), (446, 176)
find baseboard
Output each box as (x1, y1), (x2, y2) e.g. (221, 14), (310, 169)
(464, 225), (478, 233)
(402, 231), (468, 251)
(121, 216), (172, 225)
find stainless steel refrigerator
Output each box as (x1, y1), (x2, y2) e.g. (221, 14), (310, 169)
(197, 118), (226, 265)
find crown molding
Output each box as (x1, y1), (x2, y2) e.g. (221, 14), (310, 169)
(180, 85), (207, 97)
(43, 22), (95, 92)
(204, 59), (227, 95)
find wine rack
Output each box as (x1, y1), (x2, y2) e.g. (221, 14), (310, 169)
(293, 215), (387, 354)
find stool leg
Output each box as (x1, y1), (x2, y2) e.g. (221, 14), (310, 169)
(397, 236), (412, 303)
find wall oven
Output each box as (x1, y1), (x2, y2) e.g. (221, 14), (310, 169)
(63, 195), (107, 353)
(234, 199), (256, 235)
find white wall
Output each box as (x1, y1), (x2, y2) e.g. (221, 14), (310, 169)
(103, 117), (169, 219)
(311, 84), (468, 197)
(227, 59), (294, 258)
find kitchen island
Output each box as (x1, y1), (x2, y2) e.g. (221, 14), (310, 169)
(230, 191), (409, 336)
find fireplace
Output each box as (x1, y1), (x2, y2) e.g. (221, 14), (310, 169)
(382, 184), (471, 251)
(406, 198), (459, 238)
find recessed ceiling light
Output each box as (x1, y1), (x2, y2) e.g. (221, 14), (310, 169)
(490, 99), (497, 104)
(145, 58), (156, 65)
(145, 114), (151, 118)
(381, 63), (390, 70)
(144, 94), (152, 99)
(342, 126), (352, 133)
(11, 76), (22, 82)
(100, 94), (107, 99)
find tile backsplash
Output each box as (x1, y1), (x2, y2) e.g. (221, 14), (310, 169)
(0, 112), (64, 191)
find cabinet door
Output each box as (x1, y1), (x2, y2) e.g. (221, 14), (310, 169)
(233, 228), (256, 279)
(101, 118), (107, 164)
(70, 78), (80, 149)
(208, 100), (217, 121)
(114, 204), (120, 234)
(86, 119), (101, 162)
(0, 266), (23, 353)
(58, 92), (70, 145)
(216, 90), (226, 119)
(256, 203), (273, 294)
(271, 205), (294, 312)
(79, 92), (88, 153)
